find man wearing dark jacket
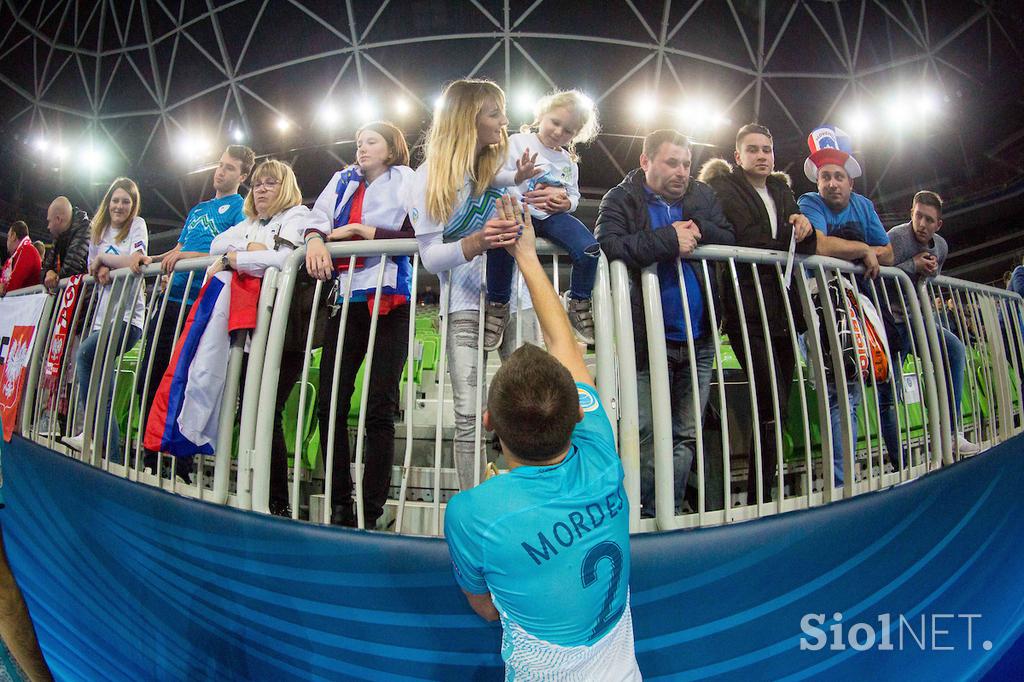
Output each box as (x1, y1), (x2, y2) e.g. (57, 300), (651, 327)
(41, 196), (90, 290)
(700, 124), (816, 505)
(596, 129), (735, 518)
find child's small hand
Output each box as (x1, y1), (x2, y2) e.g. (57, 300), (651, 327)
(513, 149), (541, 185)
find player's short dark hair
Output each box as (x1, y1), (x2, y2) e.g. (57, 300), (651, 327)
(225, 144), (256, 177)
(8, 220), (28, 239)
(642, 129), (690, 159)
(736, 123), (772, 148)
(488, 344), (580, 462)
(913, 190), (943, 216)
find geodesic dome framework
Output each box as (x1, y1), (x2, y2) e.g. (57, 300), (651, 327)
(0, 0), (1022, 240)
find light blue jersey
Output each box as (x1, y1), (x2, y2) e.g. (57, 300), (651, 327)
(170, 194), (245, 303)
(445, 383), (631, 654)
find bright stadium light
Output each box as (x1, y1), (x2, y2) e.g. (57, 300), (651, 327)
(356, 97), (377, 122)
(276, 117), (291, 133)
(578, 92), (595, 111)
(921, 91), (942, 116)
(844, 109), (870, 138)
(515, 88), (535, 118)
(634, 93), (658, 123)
(232, 127), (245, 142)
(433, 94), (445, 112)
(394, 96), (411, 116)
(318, 103), (340, 128)
(885, 99), (910, 130)
(33, 137), (49, 153)
(177, 132), (211, 160)
(82, 144), (106, 171)
(54, 145), (68, 161)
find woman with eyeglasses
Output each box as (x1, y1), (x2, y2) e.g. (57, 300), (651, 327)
(208, 160), (331, 517)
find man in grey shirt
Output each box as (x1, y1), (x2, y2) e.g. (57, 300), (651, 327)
(888, 190), (978, 455)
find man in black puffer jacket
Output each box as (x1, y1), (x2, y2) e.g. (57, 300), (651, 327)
(700, 123), (817, 506)
(596, 129), (734, 519)
(41, 196), (90, 290)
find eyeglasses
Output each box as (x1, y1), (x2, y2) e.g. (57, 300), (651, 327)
(252, 179), (280, 191)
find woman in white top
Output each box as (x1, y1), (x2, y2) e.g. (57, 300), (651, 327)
(406, 78), (523, 490)
(208, 159), (329, 517)
(72, 177), (151, 462)
(307, 121), (415, 528)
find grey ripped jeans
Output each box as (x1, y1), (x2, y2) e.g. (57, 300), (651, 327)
(446, 309), (541, 490)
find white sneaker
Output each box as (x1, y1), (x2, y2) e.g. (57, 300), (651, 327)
(956, 434), (980, 455)
(63, 433), (84, 451)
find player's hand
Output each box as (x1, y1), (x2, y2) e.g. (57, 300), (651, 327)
(305, 235), (334, 281)
(862, 250), (881, 279)
(497, 194), (536, 260)
(789, 214), (813, 241)
(513, 149), (541, 185)
(913, 252), (938, 276)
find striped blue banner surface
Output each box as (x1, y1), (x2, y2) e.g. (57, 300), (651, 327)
(1, 434), (1023, 680)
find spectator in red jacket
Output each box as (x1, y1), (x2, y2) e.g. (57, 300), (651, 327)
(0, 221), (42, 296)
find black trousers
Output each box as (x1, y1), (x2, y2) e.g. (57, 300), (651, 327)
(317, 303), (410, 525)
(727, 327), (797, 504)
(270, 351), (306, 510)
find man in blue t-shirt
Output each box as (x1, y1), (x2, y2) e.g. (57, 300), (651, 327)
(139, 145), (254, 475)
(797, 127), (895, 488)
(445, 194), (641, 681)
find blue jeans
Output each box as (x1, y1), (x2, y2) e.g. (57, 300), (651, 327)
(828, 378), (900, 485)
(486, 212), (599, 303)
(637, 334), (715, 515)
(77, 325), (143, 464)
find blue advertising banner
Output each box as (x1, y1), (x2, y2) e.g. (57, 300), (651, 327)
(1, 434), (1023, 680)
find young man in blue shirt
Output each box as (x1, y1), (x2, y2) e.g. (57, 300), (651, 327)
(140, 145), (254, 474)
(797, 127), (895, 486)
(445, 194), (641, 681)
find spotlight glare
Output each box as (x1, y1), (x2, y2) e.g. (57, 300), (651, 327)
(276, 117), (291, 133)
(634, 93), (658, 123)
(394, 96), (411, 116)
(844, 109), (870, 138)
(318, 103), (340, 128)
(356, 97), (377, 123)
(433, 94), (445, 111)
(922, 92), (941, 116)
(82, 144), (105, 171)
(578, 92), (595, 111)
(676, 98), (720, 131)
(232, 128), (245, 142)
(885, 99), (910, 130)
(515, 89), (535, 117)
(33, 137), (49, 153)
(54, 145), (68, 161)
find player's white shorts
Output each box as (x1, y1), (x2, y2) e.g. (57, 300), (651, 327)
(501, 598), (642, 681)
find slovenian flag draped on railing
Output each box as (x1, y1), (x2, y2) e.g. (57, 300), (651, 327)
(143, 271), (259, 456)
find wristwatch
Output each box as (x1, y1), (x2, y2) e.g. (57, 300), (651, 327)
(220, 254), (231, 270)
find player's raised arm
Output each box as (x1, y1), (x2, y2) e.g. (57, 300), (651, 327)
(496, 194), (592, 386)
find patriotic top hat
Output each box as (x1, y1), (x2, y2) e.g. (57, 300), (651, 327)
(803, 126), (862, 183)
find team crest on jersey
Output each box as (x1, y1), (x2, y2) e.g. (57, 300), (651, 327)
(104, 245), (119, 254)
(577, 387), (598, 412)
(218, 204), (231, 214)
(410, 207), (419, 225)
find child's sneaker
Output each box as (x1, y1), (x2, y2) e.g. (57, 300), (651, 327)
(566, 296), (595, 345)
(483, 301), (510, 352)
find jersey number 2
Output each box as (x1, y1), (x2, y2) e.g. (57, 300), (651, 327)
(581, 540), (624, 639)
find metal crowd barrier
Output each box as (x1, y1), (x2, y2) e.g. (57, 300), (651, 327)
(15, 242), (1023, 537)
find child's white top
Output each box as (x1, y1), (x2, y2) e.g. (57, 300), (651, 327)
(88, 216), (148, 331)
(494, 132), (580, 220)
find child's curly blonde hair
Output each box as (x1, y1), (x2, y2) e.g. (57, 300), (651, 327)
(521, 90), (600, 162)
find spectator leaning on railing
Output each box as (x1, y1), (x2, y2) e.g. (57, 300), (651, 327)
(700, 123), (817, 504)
(797, 126), (898, 484)
(41, 196), (90, 291)
(596, 128), (735, 517)
(0, 220), (42, 296)
(65, 177), (151, 461)
(887, 191), (979, 455)
(139, 144), (254, 478)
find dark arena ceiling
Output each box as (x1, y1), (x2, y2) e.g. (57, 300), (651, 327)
(1, 0), (1022, 281)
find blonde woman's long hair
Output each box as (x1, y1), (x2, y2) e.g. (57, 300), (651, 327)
(521, 90), (600, 162)
(90, 177), (141, 244)
(424, 79), (508, 224)
(243, 159), (303, 220)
